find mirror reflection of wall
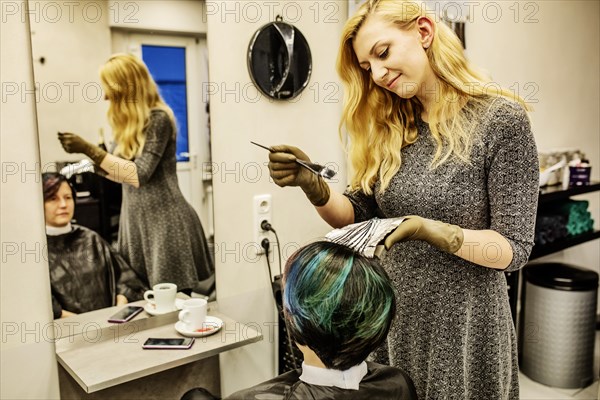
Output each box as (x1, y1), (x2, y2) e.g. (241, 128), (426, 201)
(29, 0), (215, 312)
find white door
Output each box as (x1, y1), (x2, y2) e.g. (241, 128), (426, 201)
(111, 32), (213, 238)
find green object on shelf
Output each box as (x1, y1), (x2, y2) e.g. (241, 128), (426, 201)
(555, 200), (595, 236)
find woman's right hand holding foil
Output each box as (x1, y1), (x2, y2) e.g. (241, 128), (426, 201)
(268, 145), (330, 207)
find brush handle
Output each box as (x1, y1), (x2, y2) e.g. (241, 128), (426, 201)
(252, 141), (335, 179)
(250, 141), (273, 152)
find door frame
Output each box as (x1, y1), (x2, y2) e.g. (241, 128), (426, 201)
(110, 31), (213, 237)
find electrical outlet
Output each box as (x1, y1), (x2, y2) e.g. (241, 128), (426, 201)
(253, 194), (272, 255)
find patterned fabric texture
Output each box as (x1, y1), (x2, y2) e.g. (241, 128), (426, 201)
(117, 109), (214, 294)
(345, 97), (539, 399)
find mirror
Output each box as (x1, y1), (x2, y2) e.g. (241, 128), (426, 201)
(28, 0), (215, 328)
(247, 17), (312, 100)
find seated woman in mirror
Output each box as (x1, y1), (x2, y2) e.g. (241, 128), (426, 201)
(43, 172), (146, 318)
(58, 54), (214, 296)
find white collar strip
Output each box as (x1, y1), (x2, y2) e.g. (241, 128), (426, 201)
(299, 361), (368, 390)
(46, 223), (72, 236)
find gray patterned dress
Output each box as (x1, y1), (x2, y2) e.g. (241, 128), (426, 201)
(117, 109), (213, 294)
(345, 97), (539, 400)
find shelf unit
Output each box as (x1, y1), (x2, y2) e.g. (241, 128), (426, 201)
(531, 180), (600, 259)
(530, 230), (600, 260)
(538, 181), (600, 204)
(505, 181), (600, 326)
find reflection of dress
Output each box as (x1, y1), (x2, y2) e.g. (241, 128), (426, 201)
(225, 362), (417, 399)
(118, 109), (213, 292)
(345, 98), (539, 399)
(47, 225), (146, 318)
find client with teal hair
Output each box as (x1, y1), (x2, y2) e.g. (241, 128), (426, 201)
(225, 241), (417, 399)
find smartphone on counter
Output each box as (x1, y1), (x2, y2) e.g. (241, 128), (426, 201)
(142, 338), (195, 350)
(107, 306), (144, 323)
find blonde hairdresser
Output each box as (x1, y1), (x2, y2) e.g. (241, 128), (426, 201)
(268, 0), (539, 398)
(59, 54), (213, 296)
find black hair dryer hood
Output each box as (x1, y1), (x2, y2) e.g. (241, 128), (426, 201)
(247, 17), (312, 100)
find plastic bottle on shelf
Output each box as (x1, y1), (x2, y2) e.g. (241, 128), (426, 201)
(546, 153), (558, 186)
(561, 154), (570, 189)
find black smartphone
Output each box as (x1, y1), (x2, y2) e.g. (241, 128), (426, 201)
(142, 337), (195, 350)
(107, 306), (144, 323)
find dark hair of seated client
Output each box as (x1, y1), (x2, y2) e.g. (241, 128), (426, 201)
(282, 241), (396, 370)
(42, 172), (74, 201)
(180, 242), (409, 400)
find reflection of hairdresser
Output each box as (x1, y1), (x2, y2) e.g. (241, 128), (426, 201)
(223, 241), (417, 399)
(43, 173), (145, 319)
(57, 54), (214, 295)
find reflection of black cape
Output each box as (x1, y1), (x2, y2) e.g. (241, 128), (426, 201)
(225, 362), (418, 399)
(47, 225), (147, 318)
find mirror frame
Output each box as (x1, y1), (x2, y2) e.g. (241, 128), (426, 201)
(247, 18), (312, 100)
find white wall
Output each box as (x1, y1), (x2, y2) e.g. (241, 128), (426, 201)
(29, 0), (213, 225)
(466, 0), (599, 182)
(29, 0), (112, 166)
(0, 1), (60, 398)
(206, 0), (348, 395)
(108, 0), (207, 34)
(466, 1), (599, 300)
(32, 0), (208, 166)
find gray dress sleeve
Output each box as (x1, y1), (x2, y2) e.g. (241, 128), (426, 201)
(343, 187), (378, 223)
(135, 110), (173, 185)
(485, 99), (539, 272)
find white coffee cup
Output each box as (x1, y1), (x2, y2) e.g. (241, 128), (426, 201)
(144, 283), (177, 313)
(178, 299), (207, 331)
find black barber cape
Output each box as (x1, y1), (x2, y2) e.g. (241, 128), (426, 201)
(47, 225), (147, 318)
(226, 361), (418, 400)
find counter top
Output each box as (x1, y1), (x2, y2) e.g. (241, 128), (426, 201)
(53, 296), (193, 340)
(55, 305), (263, 393)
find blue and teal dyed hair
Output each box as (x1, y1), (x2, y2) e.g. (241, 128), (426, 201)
(283, 241), (396, 370)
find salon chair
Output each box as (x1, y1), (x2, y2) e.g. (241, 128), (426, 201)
(180, 387), (220, 400)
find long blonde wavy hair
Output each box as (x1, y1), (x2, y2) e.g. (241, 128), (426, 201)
(337, 0), (529, 194)
(99, 54), (176, 160)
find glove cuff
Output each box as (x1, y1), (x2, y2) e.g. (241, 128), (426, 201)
(302, 176), (330, 207)
(445, 224), (464, 253)
(86, 146), (107, 166)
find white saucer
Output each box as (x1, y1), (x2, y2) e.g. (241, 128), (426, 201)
(175, 316), (223, 338)
(144, 298), (185, 316)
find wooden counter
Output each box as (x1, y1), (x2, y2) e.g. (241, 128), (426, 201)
(55, 301), (263, 399)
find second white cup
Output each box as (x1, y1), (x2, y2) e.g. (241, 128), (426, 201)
(144, 283), (177, 313)
(178, 299), (208, 331)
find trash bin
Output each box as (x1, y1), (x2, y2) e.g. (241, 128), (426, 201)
(520, 262), (598, 388)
